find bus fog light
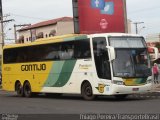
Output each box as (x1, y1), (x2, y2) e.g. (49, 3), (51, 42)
(113, 80), (124, 85)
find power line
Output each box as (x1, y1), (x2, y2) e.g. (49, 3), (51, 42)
(10, 13), (49, 20)
(2, 19), (14, 23)
(133, 22), (144, 34)
(128, 6), (160, 14)
(1, 19), (15, 46)
(14, 24), (31, 43)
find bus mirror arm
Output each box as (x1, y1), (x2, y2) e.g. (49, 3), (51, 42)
(148, 47), (159, 61)
(106, 46), (116, 61)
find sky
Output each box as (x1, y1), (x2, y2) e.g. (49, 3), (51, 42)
(2, 0), (160, 42)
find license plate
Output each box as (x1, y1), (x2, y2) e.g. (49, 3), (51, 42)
(132, 88), (139, 91)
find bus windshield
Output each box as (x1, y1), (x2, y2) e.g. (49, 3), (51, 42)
(112, 48), (151, 78)
(109, 36), (151, 78)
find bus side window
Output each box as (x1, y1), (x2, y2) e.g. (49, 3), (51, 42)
(43, 44), (60, 61)
(58, 42), (75, 60)
(74, 39), (91, 59)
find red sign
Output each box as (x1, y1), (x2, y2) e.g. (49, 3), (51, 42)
(78, 0), (126, 34)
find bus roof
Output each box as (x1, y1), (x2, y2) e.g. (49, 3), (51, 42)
(3, 34), (86, 49)
(3, 33), (143, 49)
(88, 33), (142, 38)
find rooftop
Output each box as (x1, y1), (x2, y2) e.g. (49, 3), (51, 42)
(18, 16), (73, 31)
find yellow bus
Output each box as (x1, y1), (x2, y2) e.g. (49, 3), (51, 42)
(2, 33), (155, 100)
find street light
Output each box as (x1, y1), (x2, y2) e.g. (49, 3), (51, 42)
(139, 26), (145, 34)
(133, 22), (144, 34)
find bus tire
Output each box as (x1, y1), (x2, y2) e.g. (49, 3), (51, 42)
(23, 82), (32, 98)
(81, 82), (95, 100)
(114, 94), (128, 100)
(15, 82), (24, 97)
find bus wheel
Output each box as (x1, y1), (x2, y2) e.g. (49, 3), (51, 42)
(15, 82), (24, 97)
(81, 82), (95, 100)
(23, 82), (32, 98)
(114, 94), (128, 100)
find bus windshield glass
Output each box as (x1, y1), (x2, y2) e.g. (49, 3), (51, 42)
(109, 37), (151, 78)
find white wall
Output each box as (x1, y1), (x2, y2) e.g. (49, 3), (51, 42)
(57, 21), (74, 35)
(18, 21), (74, 43)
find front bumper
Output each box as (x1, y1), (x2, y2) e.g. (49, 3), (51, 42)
(111, 83), (152, 95)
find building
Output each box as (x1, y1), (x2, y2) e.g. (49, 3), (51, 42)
(17, 17), (74, 43)
(146, 33), (160, 42)
(17, 16), (133, 44)
(127, 19), (132, 34)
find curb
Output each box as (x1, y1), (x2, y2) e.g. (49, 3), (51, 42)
(130, 92), (160, 99)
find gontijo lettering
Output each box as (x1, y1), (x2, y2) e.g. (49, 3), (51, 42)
(21, 64), (46, 71)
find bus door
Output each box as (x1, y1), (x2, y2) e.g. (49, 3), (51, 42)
(92, 37), (112, 93)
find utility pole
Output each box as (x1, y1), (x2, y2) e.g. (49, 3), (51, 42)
(72, 0), (79, 34)
(1, 19), (14, 45)
(14, 24), (31, 43)
(123, 0), (128, 33)
(0, 0), (3, 47)
(133, 22), (144, 34)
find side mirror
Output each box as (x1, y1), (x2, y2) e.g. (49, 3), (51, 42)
(106, 46), (116, 61)
(148, 47), (159, 61)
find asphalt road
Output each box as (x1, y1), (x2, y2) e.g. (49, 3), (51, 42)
(0, 90), (160, 115)
(0, 80), (160, 119)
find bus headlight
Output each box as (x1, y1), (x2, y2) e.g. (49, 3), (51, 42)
(113, 80), (124, 85)
(147, 79), (152, 84)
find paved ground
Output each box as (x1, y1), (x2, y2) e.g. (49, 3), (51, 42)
(0, 90), (160, 120)
(0, 83), (160, 120)
(152, 82), (160, 91)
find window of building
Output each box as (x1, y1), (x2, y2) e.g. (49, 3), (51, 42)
(49, 30), (56, 37)
(18, 35), (24, 44)
(37, 32), (44, 38)
(21, 39), (24, 43)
